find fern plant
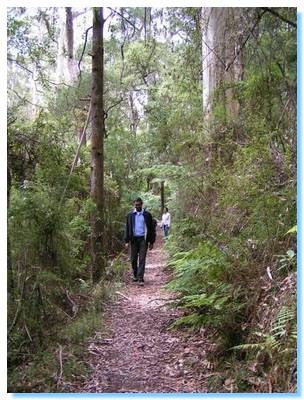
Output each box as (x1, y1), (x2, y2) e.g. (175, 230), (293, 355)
(230, 302), (296, 374)
(166, 241), (245, 330)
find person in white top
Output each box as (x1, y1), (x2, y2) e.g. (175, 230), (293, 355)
(161, 207), (171, 239)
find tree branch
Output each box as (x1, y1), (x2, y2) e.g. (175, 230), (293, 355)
(104, 97), (126, 138)
(225, 10), (267, 72)
(8, 87), (44, 109)
(8, 269), (27, 335)
(78, 26), (93, 82)
(60, 100), (92, 204)
(8, 57), (34, 76)
(72, 8), (90, 19)
(39, 10), (58, 44)
(57, 345), (64, 388)
(105, 97), (126, 115)
(261, 7), (297, 28)
(8, 58), (74, 88)
(201, 38), (226, 69)
(107, 7), (139, 33)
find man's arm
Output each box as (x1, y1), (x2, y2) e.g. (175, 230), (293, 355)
(150, 214), (156, 249)
(145, 212), (155, 249)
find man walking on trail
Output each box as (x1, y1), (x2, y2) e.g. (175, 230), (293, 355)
(124, 197), (156, 286)
(161, 207), (171, 239)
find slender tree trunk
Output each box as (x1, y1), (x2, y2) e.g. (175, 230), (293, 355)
(7, 166), (14, 299)
(66, 7), (74, 60)
(160, 181), (165, 216)
(129, 93), (139, 133)
(65, 7), (77, 81)
(144, 7), (152, 43)
(90, 7), (105, 283)
(147, 177), (151, 191)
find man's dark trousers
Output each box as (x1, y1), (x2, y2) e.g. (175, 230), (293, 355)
(131, 236), (147, 280)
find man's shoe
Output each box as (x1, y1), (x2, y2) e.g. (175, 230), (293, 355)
(132, 277), (138, 282)
(138, 279), (144, 286)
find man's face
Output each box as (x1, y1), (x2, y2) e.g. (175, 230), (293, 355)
(134, 201), (143, 212)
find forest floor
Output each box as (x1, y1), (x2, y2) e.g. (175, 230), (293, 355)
(78, 229), (215, 393)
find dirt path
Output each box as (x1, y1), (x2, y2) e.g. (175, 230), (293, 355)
(81, 230), (212, 393)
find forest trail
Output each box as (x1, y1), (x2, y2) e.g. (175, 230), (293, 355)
(80, 228), (212, 393)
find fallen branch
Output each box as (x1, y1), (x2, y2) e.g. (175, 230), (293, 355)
(8, 272), (27, 335)
(266, 266), (273, 281)
(115, 291), (131, 301)
(89, 344), (104, 354)
(89, 350), (102, 356)
(8, 304), (22, 336)
(24, 323), (32, 342)
(65, 289), (78, 317)
(57, 345), (64, 388)
(54, 304), (74, 320)
(147, 297), (177, 304)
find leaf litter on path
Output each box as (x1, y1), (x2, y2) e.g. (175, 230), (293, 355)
(77, 234), (212, 393)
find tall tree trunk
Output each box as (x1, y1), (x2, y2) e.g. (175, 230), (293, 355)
(144, 7), (152, 43)
(90, 7), (105, 283)
(201, 8), (243, 118)
(65, 7), (77, 81)
(66, 7), (74, 60)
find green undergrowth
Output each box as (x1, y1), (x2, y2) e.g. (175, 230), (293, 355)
(165, 239), (247, 348)
(164, 220), (296, 392)
(8, 257), (128, 393)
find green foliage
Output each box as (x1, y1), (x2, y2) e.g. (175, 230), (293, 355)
(166, 242), (245, 332)
(159, 7), (296, 393)
(8, 309), (98, 392)
(141, 164), (185, 181)
(61, 310), (101, 344)
(7, 6), (296, 394)
(230, 299), (296, 390)
(286, 225), (297, 234)
(8, 110), (97, 386)
(275, 249), (296, 275)
(8, 251), (127, 392)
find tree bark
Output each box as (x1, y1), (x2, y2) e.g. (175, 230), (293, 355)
(160, 180), (165, 216)
(7, 166), (14, 299)
(129, 93), (139, 133)
(66, 7), (74, 60)
(90, 7), (105, 283)
(144, 7), (152, 43)
(65, 7), (77, 81)
(201, 8), (244, 118)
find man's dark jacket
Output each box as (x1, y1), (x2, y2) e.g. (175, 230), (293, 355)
(124, 210), (156, 244)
